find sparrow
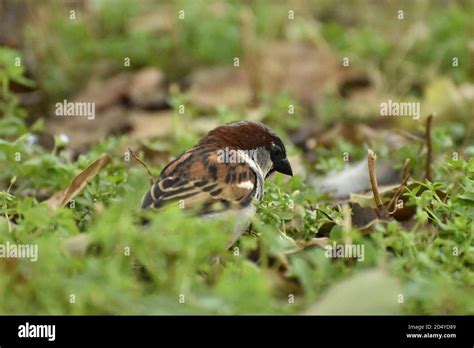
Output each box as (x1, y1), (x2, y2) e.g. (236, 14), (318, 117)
(141, 120), (293, 246)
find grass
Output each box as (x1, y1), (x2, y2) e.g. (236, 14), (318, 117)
(0, 0), (473, 315)
(0, 111), (472, 314)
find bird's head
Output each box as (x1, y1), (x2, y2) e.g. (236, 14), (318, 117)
(198, 120), (293, 179)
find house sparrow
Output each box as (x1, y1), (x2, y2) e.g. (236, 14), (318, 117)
(141, 120), (293, 246)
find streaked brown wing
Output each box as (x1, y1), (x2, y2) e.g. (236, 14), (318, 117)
(141, 149), (257, 215)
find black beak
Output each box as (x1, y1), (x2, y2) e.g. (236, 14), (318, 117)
(273, 158), (293, 176)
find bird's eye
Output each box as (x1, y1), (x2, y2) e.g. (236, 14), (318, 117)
(270, 143), (284, 160)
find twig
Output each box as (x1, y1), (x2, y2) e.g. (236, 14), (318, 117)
(342, 203), (352, 245)
(388, 158), (411, 214)
(401, 157), (411, 179)
(128, 147), (154, 185)
(240, 8), (260, 106)
(367, 149), (383, 209)
(425, 114), (433, 181)
(311, 207), (335, 222)
(367, 149), (391, 220)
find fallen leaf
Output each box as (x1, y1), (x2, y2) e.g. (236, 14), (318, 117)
(46, 106), (131, 152)
(186, 42), (367, 110)
(350, 183), (400, 208)
(313, 159), (399, 200)
(128, 68), (168, 109)
(73, 73), (131, 111)
(349, 202), (380, 230)
(260, 42), (342, 105)
(186, 67), (252, 110)
(43, 154), (111, 211)
(128, 110), (173, 141)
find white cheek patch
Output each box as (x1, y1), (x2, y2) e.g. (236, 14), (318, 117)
(235, 149), (264, 199)
(237, 181), (254, 190)
(236, 150), (264, 180)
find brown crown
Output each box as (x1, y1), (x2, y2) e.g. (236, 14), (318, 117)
(197, 121), (284, 151)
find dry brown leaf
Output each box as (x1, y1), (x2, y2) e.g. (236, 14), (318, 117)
(186, 42), (367, 110)
(44, 154), (111, 211)
(128, 110), (173, 141)
(73, 73), (131, 111)
(46, 106), (131, 152)
(186, 67), (252, 110)
(349, 183), (401, 208)
(260, 42), (342, 105)
(128, 68), (168, 109)
(349, 202), (381, 231)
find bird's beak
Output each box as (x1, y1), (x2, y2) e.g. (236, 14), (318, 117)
(273, 158), (293, 176)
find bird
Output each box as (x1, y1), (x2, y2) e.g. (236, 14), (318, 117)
(141, 120), (293, 247)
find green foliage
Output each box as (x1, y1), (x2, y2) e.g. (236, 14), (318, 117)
(321, 2), (472, 93)
(0, 48), (34, 136)
(24, 2), (168, 101)
(177, 0), (242, 67)
(1, 0), (472, 315)
(409, 7), (472, 82)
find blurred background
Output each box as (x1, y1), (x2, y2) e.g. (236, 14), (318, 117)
(0, 0), (473, 315)
(1, 0), (472, 155)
